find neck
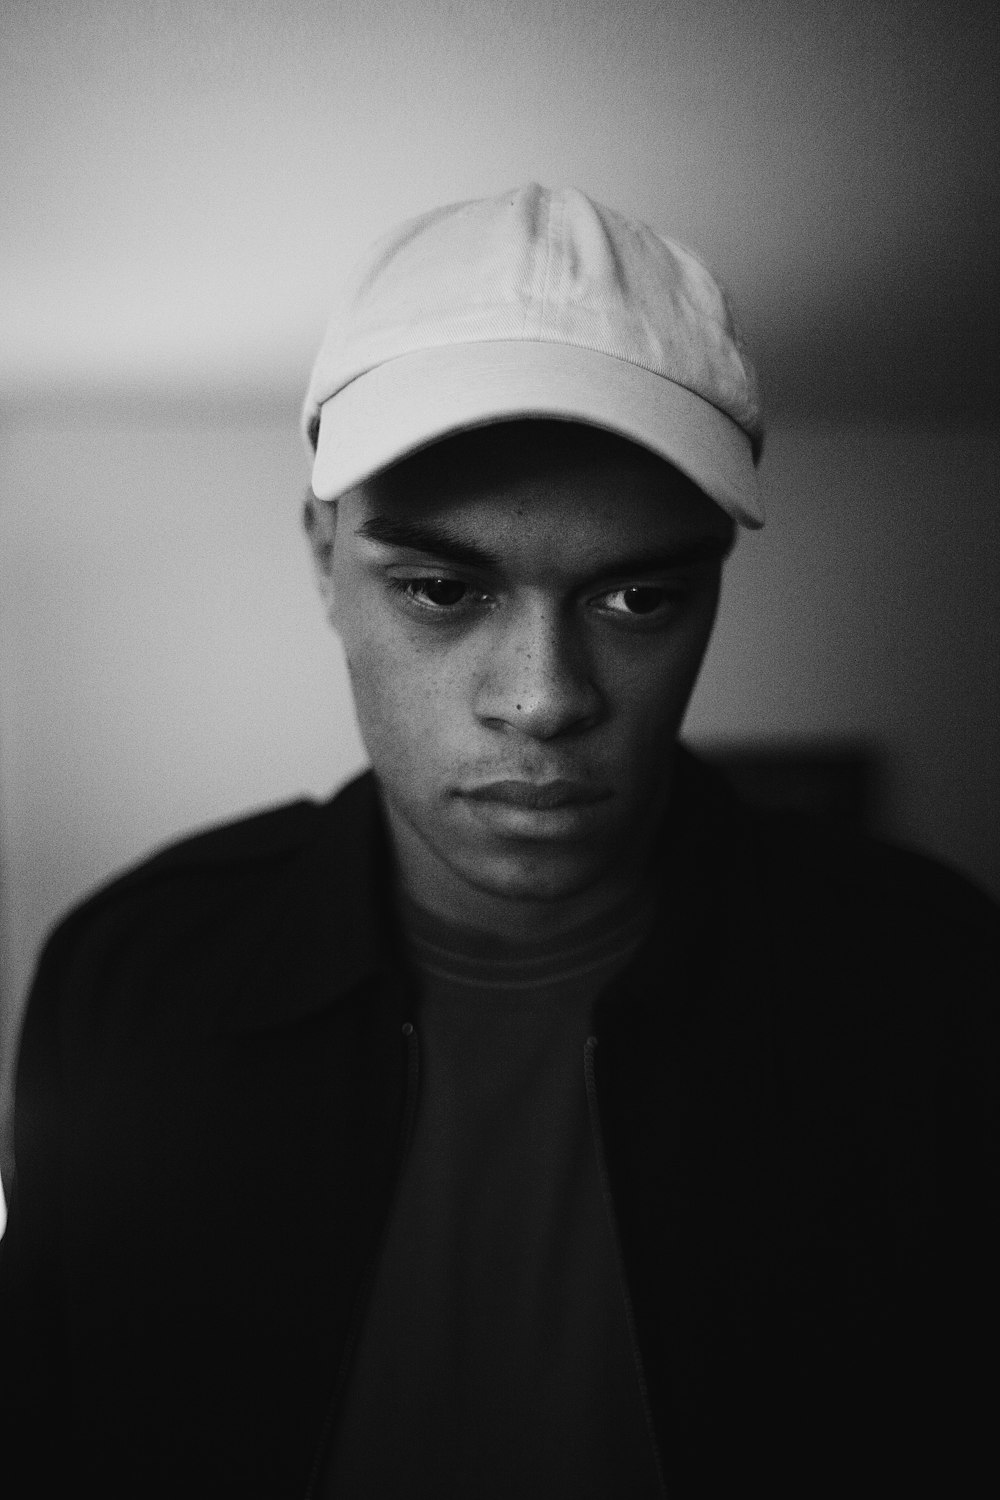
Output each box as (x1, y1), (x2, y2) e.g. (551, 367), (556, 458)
(381, 794), (664, 942)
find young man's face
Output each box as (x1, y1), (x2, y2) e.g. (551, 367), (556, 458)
(307, 422), (732, 928)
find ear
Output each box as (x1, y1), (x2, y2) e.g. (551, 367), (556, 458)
(302, 489), (339, 623)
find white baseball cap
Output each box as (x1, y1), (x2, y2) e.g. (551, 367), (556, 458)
(303, 183), (764, 527)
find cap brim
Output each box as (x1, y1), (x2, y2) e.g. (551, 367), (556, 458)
(310, 340), (763, 528)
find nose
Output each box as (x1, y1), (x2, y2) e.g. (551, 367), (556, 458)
(474, 600), (604, 740)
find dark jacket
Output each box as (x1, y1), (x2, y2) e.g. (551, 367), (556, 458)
(1, 752), (997, 1497)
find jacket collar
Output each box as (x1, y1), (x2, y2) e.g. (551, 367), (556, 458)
(211, 770), (402, 1033)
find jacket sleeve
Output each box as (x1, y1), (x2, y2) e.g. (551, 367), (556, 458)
(0, 927), (73, 1494)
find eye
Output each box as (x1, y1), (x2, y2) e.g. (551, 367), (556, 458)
(599, 585), (675, 617)
(389, 576), (487, 612)
(410, 578), (468, 607)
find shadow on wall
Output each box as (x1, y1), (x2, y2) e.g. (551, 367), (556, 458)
(699, 739), (876, 828)
(696, 737), (999, 904)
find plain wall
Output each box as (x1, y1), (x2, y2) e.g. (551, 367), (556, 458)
(3, 412), (998, 1131)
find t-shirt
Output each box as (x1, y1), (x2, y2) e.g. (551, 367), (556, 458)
(324, 892), (664, 1497)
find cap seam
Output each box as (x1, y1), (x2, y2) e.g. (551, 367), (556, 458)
(538, 189), (561, 338)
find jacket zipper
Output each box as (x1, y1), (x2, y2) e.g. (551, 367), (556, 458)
(584, 1034), (669, 1498)
(302, 1020), (421, 1498)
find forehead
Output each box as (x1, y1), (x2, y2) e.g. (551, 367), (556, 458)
(343, 420), (733, 554)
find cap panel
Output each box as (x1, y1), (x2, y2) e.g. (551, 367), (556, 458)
(538, 193), (761, 441)
(310, 189), (548, 411)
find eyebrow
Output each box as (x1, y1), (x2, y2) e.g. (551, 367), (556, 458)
(355, 516), (501, 570)
(354, 514), (734, 574)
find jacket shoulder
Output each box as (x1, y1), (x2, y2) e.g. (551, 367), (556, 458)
(746, 802), (999, 940)
(56, 772), (372, 920)
(675, 751), (999, 989)
(27, 772), (381, 1017)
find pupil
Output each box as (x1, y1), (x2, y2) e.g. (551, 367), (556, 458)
(425, 578), (465, 606)
(624, 586), (662, 614)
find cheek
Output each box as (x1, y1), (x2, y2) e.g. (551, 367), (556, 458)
(607, 609), (717, 733)
(658, 589), (720, 704)
(339, 618), (465, 778)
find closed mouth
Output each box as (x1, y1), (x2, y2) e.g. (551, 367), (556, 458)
(460, 779), (612, 811)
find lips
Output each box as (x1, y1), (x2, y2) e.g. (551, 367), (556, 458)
(460, 779), (611, 810)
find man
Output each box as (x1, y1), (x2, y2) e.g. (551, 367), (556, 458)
(1, 184), (997, 1497)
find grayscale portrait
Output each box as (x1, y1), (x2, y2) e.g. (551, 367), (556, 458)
(1, 4), (997, 1496)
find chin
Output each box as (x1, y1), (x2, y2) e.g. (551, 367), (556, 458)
(455, 846), (608, 904)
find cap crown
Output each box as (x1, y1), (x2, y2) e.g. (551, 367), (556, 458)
(303, 185), (764, 527)
(304, 184), (761, 455)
